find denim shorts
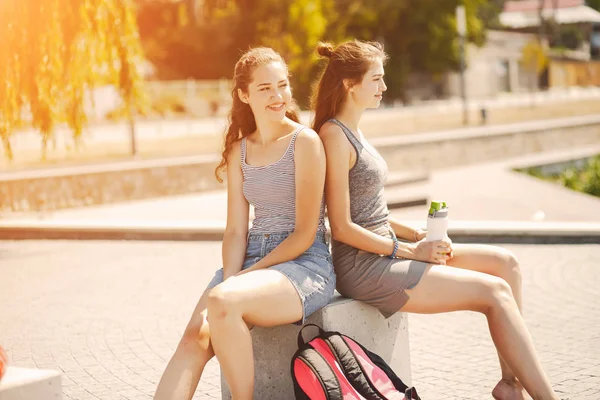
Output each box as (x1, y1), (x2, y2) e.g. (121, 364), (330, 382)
(206, 231), (336, 325)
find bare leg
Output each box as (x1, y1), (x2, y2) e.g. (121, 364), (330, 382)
(208, 270), (303, 400)
(403, 265), (557, 400)
(154, 290), (214, 400)
(448, 244), (525, 400)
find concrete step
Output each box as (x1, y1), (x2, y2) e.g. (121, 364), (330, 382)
(0, 367), (62, 400)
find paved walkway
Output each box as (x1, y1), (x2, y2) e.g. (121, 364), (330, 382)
(2, 143), (599, 399)
(389, 153), (600, 223)
(1, 240), (598, 399)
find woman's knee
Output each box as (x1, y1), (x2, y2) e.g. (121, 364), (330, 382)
(493, 247), (522, 283)
(501, 247), (520, 270)
(476, 276), (516, 314)
(207, 283), (242, 320)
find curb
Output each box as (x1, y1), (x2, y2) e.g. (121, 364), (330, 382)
(0, 220), (226, 241)
(1, 220), (599, 243)
(446, 221), (600, 244)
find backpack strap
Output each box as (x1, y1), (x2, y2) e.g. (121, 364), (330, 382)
(297, 324), (326, 348)
(405, 386), (422, 400)
(328, 333), (420, 399)
(326, 333), (387, 399)
(355, 339), (412, 394)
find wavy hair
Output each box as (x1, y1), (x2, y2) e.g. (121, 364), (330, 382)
(215, 47), (300, 182)
(311, 40), (387, 134)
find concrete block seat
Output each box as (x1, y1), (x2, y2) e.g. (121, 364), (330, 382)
(221, 293), (412, 400)
(0, 367), (62, 400)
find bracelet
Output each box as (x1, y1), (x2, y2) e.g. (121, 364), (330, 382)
(389, 238), (399, 259)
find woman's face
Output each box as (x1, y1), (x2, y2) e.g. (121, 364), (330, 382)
(348, 57), (387, 109)
(239, 61), (292, 122)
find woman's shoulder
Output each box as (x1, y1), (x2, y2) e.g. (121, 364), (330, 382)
(294, 125), (322, 152)
(295, 124), (319, 140)
(316, 121), (352, 151)
(228, 138), (244, 160)
(318, 120), (346, 139)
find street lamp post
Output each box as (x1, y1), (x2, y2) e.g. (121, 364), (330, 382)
(456, 4), (468, 125)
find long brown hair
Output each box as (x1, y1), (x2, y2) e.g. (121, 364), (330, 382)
(215, 47), (301, 182)
(311, 40), (387, 134)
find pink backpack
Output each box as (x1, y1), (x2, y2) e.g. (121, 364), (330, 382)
(291, 324), (421, 400)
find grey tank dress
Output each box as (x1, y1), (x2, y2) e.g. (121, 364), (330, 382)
(328, 119), (428, 318)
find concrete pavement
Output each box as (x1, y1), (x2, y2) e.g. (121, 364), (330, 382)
(389, 150), (600, 223)
(2, 136), (599, 399)
(1, 240), (598, 399)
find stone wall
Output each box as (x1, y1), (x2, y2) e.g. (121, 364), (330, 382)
(374, 116), (600, 172)
(1, 156), (224, 213)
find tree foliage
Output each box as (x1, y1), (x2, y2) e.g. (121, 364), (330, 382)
(521, 39), (549, 75)
(196, 0), (496, 104)
(0, 0), (145, 158)
(136, 0), (242, 79)
(1, 0), (505, 156)
(587, 0), (600, 12)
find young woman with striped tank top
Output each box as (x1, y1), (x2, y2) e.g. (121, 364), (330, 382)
(154, 48), (335, 400)
(311, 40), (558, 400)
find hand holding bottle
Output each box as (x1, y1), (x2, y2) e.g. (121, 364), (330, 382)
(411, 238), (453, 265)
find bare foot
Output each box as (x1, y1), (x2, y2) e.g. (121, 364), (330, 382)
(492, 379), (526, 400)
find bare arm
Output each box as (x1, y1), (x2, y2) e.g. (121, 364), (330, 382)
(222, 141), (250, 279)
(321, 123), (449, 264)
(238, 129), (326, 274)
(388, 216), (426, 242)
(320, 123), (405, 257)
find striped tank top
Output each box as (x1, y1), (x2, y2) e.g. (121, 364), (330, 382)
(241, 127), (327, 235)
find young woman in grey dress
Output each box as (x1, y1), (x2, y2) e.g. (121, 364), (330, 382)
(154, 47), (335, 400)
(311, 40), (558, 400)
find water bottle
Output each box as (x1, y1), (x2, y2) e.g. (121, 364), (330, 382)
(425, 200), (449, 242)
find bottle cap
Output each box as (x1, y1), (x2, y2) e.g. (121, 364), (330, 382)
(428, 201), (448, 216)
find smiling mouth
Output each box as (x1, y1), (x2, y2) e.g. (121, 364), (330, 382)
(267, 102), (285, 111)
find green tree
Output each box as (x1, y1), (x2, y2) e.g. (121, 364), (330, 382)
(478, 0), (506, 29)
(587, 0), (600, 11)
(255, 0), (330, 107)
(521, 38), (548, 95)
(135, 0), (242, 79)
(0, 0), (146, 159)
(332, 0), (490, 102)
(199, 0), (335, 107)
(145, 0), (498, 105)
